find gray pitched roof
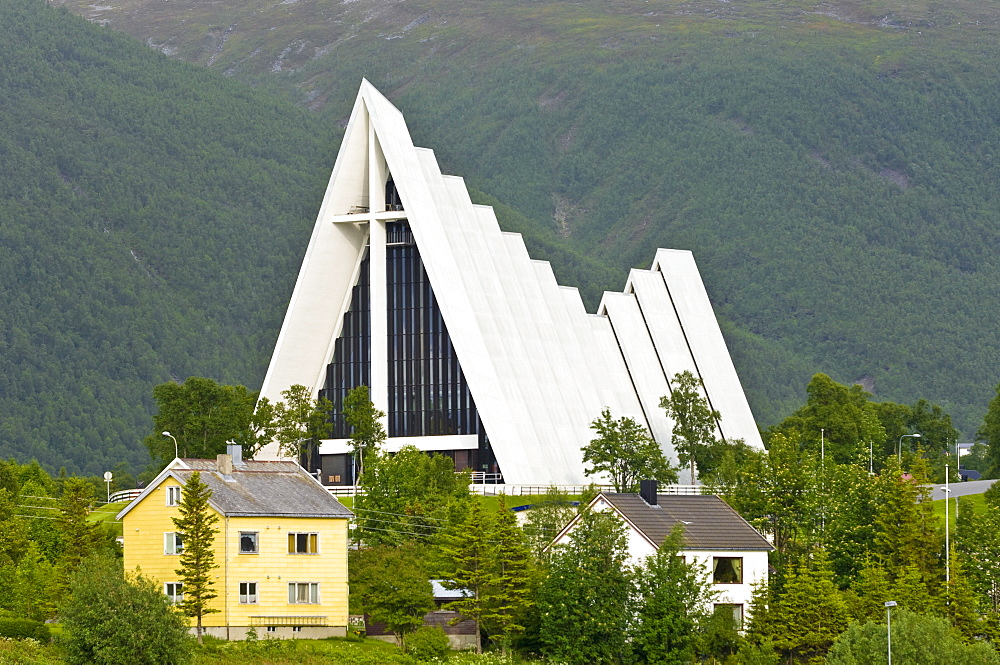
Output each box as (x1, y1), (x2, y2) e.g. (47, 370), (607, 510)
(601, 493), (772, 551)
(172, 459), (353, 518)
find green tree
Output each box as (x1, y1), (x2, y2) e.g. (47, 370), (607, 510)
(54, 478), (110, 607)
(342, 385), (386, 483)
(827, 609), (999, 665)
(713, 433), (819, 562)
(350, 544), (435, 650)
(478, 497), (535, 652)
(769, 373), (885, 465)
(273, 384), (333, 472)
(522, 486), (579, 559)
(171, 471), (220, 644)
(60, 555), (191, 665)
(538, 509), (634, 665)
(751, 551), (849, 663)
(440, 499), (494, 653)
(873, 458), (940, 580)
(978, 383), (1000, 478)
(582, 407), (676, 492)
(660, 370), (722, 481)
(143, 377), (258, 466)
(633, 527), (717, 665)
(355, 445), (470, 546)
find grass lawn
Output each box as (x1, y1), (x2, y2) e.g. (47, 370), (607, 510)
(932, 492), (985, 525)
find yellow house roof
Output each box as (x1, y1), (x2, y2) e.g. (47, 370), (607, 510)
(117, 457), (353, 520)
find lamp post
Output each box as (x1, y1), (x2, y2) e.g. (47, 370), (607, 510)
(162, 431), (179, 460)
(885, 600), (897, 665)
(897, 433), (921, 465)
(945, 462), (951, 588)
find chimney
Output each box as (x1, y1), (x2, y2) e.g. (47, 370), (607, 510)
(226, 442), (244, 467)
(639, 479), (658, 506)
(217, 453), (232, 476)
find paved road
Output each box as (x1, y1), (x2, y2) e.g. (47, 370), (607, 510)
(929, 478), (996, 501)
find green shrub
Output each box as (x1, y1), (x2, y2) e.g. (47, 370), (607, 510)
(60, 555), (191, 665)
(0, 617), (50, 642)
(405, 626), (450, 661)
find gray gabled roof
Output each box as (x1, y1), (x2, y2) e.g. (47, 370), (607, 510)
(117, 458), (353, 520)
(601, 493), (772, 552)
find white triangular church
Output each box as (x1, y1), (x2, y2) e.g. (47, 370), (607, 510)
(256, 80), (762, 486)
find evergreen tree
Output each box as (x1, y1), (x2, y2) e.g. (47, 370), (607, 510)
(55, 478), (104, 605)
(538, 510), (634, 665)
(752, 551), (849, 663)
(979, 383), (1000, 478)
(171, 471), (220, 644)
(480, 496), (535, 653)
(440, 499), (494, 653)
(874, 458), (940, 581)
(582, 407), (676, 492)
(633, 527), (716, 665)
(660, 370), (722, 481)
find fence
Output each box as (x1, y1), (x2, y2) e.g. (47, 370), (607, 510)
(108, 488), (143, 504)
(328, 483), (707, 498)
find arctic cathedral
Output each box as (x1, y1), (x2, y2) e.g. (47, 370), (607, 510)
(255, 81), (762, 486)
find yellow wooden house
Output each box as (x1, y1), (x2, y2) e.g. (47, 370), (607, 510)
(117, 444), (353, 639)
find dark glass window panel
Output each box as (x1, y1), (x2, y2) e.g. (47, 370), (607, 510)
(240, 532), (258, 554)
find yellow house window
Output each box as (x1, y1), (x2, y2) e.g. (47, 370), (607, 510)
(164, 532), (184, 555)
(240, 532), (258, 554)
(164, 582), (183, 604)
(288, 582), (319, 604)
(239, 582), (258, 604)
(166, 486), (181, 507)
(288, 532), (318, 554)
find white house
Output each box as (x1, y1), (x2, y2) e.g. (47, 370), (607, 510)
(255, 80), (763, 486)
(549, 481), (772, 627)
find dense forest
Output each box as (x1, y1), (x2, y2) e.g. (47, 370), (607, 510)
(48, 0), (1000, 438)
(0, 0), (618, 474)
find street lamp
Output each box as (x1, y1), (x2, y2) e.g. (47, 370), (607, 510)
(945, 462), (952, 588)
(897, 433), (921, 464)
(162, 431), (179, 460)
(885, 600), (897, 665)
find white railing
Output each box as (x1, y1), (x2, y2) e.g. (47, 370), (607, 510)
(327, 483), (707, 498)
(108, 489), (143, 504)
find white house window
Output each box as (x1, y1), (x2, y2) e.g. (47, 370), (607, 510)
(288, 532), (318, 554)
(239, 582), (258, 604)
(239, 532), (258, 554)
(714, 603), (744, 630)
(266, 626), (277, 633)
(164, 582), (183, 604)
(292, 626), (302, 633)
(713, 557), (743, 584)
(288, 582), (319, 604)
(166, 486), (181, 507)
(164, 532), (184, 555)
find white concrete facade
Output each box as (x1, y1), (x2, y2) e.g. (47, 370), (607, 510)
(256, 80), (762, 485)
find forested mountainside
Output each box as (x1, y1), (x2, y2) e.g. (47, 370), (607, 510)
(51, 0), (1000, 437)
(0, 0), (615, 474)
